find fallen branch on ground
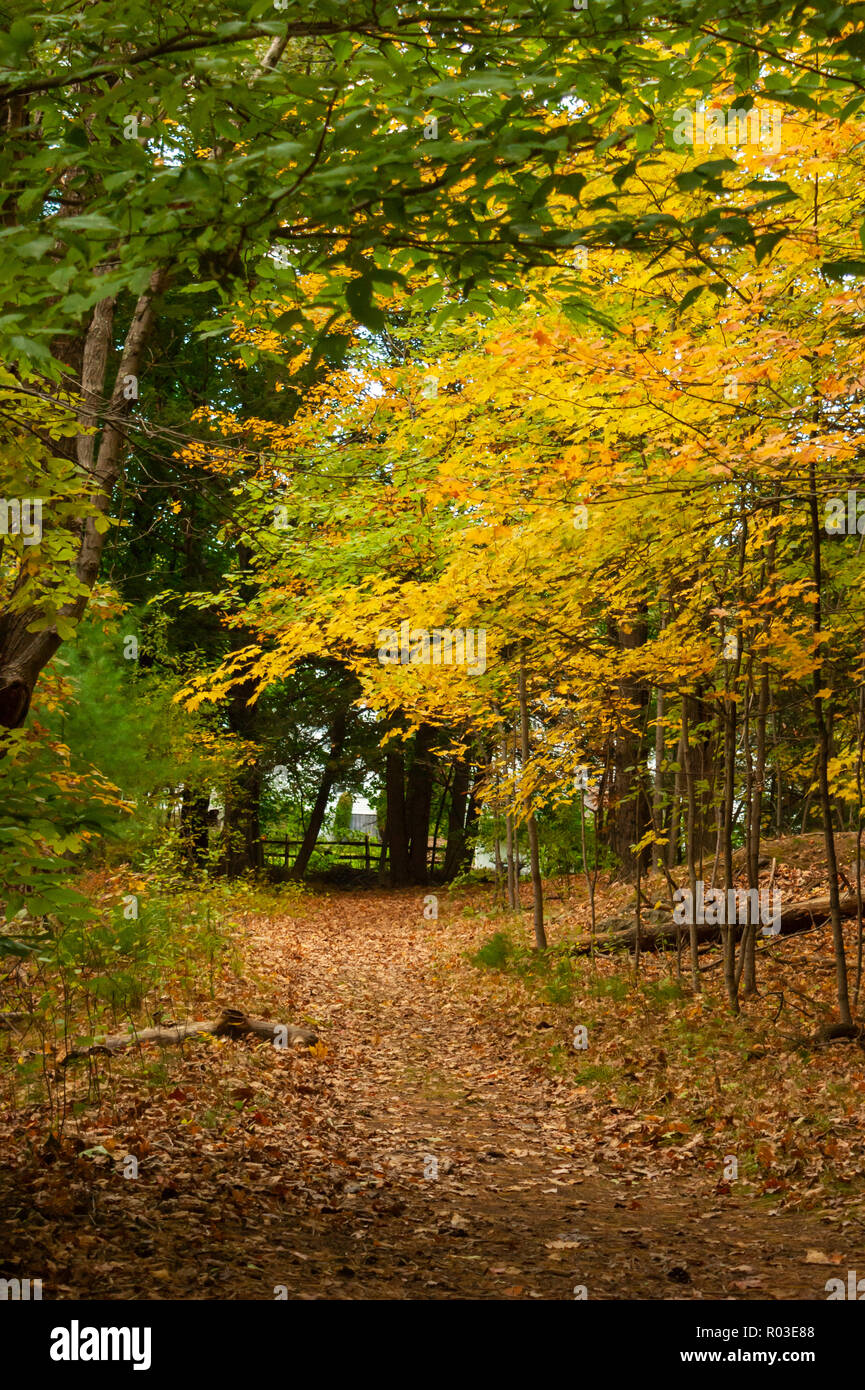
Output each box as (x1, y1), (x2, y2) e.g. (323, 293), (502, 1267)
(788, 1022), (865, 1049)
(57, 1007), (318, 1065)
(566, 894), (865, 956)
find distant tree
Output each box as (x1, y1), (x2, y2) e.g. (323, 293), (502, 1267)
(332, 792), (353, 839)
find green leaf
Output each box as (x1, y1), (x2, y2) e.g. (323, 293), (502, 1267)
(678, 285), (705, 313)
(821, 258), (865, 280)
(177, 281), (222, 295)
(18, 237), (54, 259)
(345, 276), (385, 331)
(9, 334), (51, 360)
(57, 213), (118, 233)
(755, 231), (787, 263)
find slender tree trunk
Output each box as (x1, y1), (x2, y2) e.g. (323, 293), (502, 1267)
(429, 765), (451, 876)
(505, 810), (517, 907)
(856, 682), (865, 1009)
(493, 820), (504, 902)
(740, 672), (758, 997)
(667, 717), (685, 869)
(770, 696), (783, 836)
(0, 272), (167, 729)
(180, 787), (211, 867)
(682, 695), (700, 992)
(291, 707), (349, 879)
(653, 678), (666, 874)
(220, 670), (263, 875)
(578, 778), (598, 951)
(459, 748), (487, 874)
(222, 764), (262, 875)
(633, 836), (643, 981)
(808, 455), (852, 1024)
(519, 655), (546, 949)
(443, 749), (470, 881)
(377, 828), (389, 886)
(406, 722), (437, 884)
(506, 727), (519, 907)
(385, 745), (411, 886)
(606, 613), (650, 880)
(721, 691), (740, 1015)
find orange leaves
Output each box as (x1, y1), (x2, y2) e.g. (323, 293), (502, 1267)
(168, 107), (865, 838)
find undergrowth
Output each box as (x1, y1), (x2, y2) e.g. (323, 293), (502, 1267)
(0, 868), (305, 1134)
(465, 912), (865, 1210)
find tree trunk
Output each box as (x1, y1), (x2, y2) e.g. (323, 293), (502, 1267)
(406, 723), (436, 884)
(180, 787), (211, 867)
(221, 671), (262, 876)
(721, 684), (740, 1015)
(0, 272), (167, 730)
(682, 694), (701, 992)
(443, 749), (471, 881)
(667, 717), (685, 869)
(519, 655), (546, 949)
(606, 613), (650, 880)
(460, 751), (486, 874)
(385, 744), (411, 886)
(653, 674), (666, 874)
(808, 453), (852, 1024)
(291, 706), (349, 878)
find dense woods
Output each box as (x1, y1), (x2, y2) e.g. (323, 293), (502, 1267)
(2, 0), (865, 1328)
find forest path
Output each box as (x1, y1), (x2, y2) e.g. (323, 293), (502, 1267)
(2, 887), (858, 1300)
(236, 888), (854, 1300)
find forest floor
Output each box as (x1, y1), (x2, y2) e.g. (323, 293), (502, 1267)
(3, 846), (865, 1300)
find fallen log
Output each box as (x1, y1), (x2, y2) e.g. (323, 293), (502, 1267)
(772, 893), (864, 935)
(58, 1007), (318, 1065)
(566, 894), (865, 956)
(788, 1022), (865, 1050)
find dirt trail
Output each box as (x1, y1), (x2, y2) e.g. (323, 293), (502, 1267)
(1, 888), (859, 1299)
(243, 890), (859, 1300)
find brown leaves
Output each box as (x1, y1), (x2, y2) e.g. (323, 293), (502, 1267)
(1, 879), (862, 1300)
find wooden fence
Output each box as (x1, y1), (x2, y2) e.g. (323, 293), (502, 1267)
(261, 837), (377, 870)
(261, 837), (444, 872)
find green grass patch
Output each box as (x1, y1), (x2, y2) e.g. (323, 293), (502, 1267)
(470, 930), (512, 970)
(573, 1063), (616, 1086)
(642, 978), (688, 1007)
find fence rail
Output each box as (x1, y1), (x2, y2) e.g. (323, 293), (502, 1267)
(260, 836), (444, 872)
(261, 836), (377, 870)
